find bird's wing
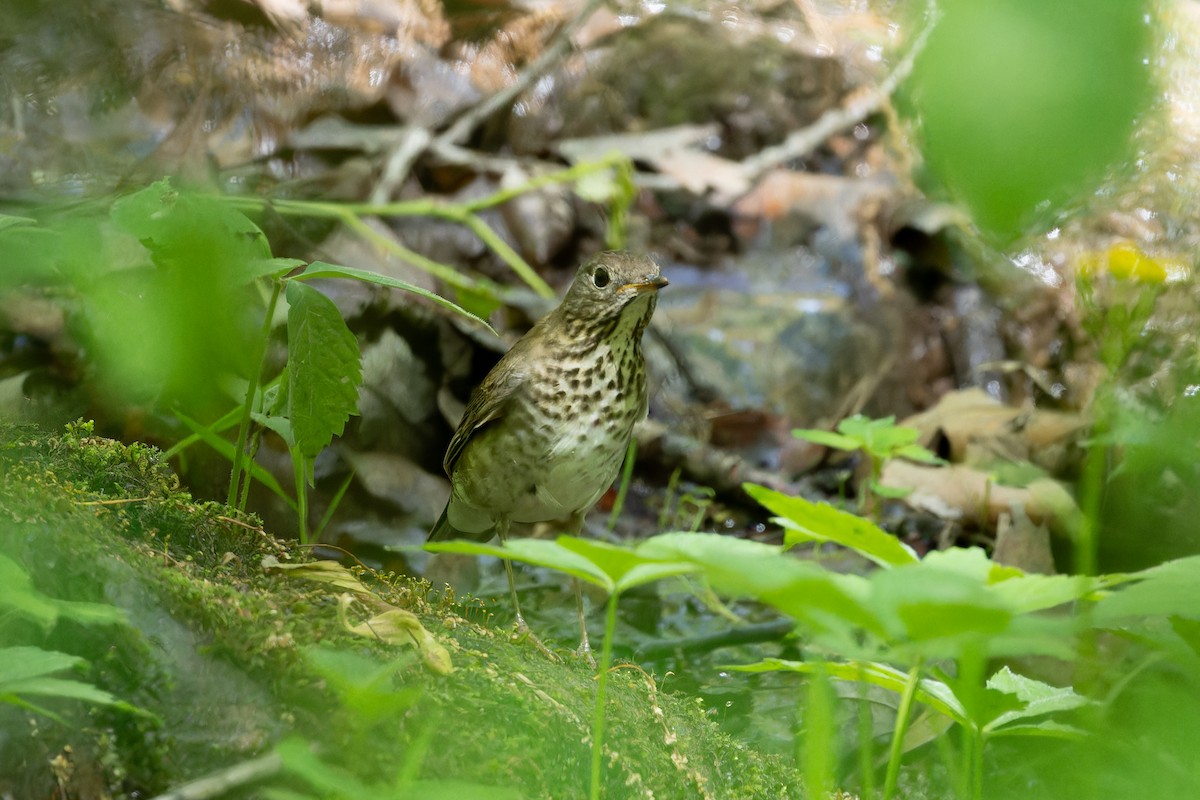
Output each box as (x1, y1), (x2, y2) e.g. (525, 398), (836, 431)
(442, 337), (535, 475)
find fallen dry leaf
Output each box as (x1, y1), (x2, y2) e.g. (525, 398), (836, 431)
(262, 555), (371, 594)
(338, 595), (454, 675)
(264, 556), (454, 674)
(880, 460), (1081, 540)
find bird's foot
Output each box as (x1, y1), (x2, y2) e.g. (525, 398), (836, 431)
(575, 636), (597, 670)
(511, 618), (561, 663)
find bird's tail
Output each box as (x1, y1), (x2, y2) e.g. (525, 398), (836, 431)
(427, 504), (455, 542)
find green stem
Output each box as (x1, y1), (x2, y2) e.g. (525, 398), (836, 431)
(882, 663), (922, 800)
(972, 731), (984, 800)
(293, 451), (310, 545)
(228, 279), (282, 508)
(589, 591), (620, 800)
(460, 213), (554, 297)
(857, 663), (876, 800)
(606, 439), (638, 533)
(1076, 411), (1108, 577)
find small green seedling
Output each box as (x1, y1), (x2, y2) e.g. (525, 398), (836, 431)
(793, 414), (946, 514)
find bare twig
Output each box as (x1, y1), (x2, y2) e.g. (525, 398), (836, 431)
(436, 0), (608, 149)
(739, 13), (937, 181)
(149, 753), (283, 800)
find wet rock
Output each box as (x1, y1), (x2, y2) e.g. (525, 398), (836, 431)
(510, 12), (843, 160)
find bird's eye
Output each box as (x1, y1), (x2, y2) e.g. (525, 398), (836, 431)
(592, 266), (611, 288)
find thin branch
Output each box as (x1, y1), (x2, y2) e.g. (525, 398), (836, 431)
(740, 13), (937, 181)
(148, 753), (283, 800)
(436, 0), (608, 148)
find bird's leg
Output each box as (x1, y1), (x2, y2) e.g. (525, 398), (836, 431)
(567, 512), (597, 668)
(496, 516), (525, 628)
(497, 516), (559, 662)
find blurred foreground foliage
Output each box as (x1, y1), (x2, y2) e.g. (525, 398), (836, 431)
(905, 0), (1153, 241)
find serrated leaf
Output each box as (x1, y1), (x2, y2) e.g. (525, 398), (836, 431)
(111, 179), (273, 277)
(285, 281), (362, 462)
(745, 483), (919, 567)
(983, 666), (1094, 732)
(296, 262), (495, 334)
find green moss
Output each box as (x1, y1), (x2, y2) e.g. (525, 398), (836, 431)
(0, 421), (803, 798)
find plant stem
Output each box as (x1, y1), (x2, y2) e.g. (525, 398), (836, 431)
(589, 591), (620, 800)
(606, 439), (637, 533)
(857, 664), (877, 800)
(882, 663), (922, 800)
(228, 279), (282, 508)
(293, 451), (309, 545)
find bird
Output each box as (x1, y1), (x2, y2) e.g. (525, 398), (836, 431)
(428, 251), (667, 655)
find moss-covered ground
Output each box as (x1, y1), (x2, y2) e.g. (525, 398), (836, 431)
(0, 421), (803, 799)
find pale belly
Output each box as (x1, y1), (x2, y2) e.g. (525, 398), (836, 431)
(448, 411), (632, 531)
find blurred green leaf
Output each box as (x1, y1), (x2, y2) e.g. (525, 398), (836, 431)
(907, 0), (1152, 240)
(791, 428), (861, 451)
(1093, 555), (1200, 623)
(730, 658), (968, 725)
(424, 538), (617, 592)
(303, 647), (420, 723)
(640, 532), (882, 636)
(0, 554), (127, 632)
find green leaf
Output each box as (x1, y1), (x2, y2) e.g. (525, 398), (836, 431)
(274, 737), (379, 800)
(791, 428), (862, 452)
(295, 262), (496, 334)
(987, 572), (1116, 615)
(0, 647), (84, 684)
(895, 444), (948, 465)
(1093, 555), (1200, 623)
(638, 532), (882, 636)
(573, 168), (619, 204)
(728, 658), (969, 725)
(744, 483), (919, 567)
(0, 558), (127, 631)
(870, 480), (913, 499)
(984, 720), (1090, 739)
(0, 647), (150, 718)
(907, 1), (1151, 240)
(983, 666), (1094, 732)
(555, 537), (698, 592)
(110, 179), (274, 280)
(424, 538), (616, 593)
(246, 257), (306, 282)
(0, 556), (60, 632)
(285, 281), (362, 462)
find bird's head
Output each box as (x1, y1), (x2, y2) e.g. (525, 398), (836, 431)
(557, 252), (668, 326)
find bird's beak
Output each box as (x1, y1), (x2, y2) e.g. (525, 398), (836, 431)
(622, 275), (669, 294)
